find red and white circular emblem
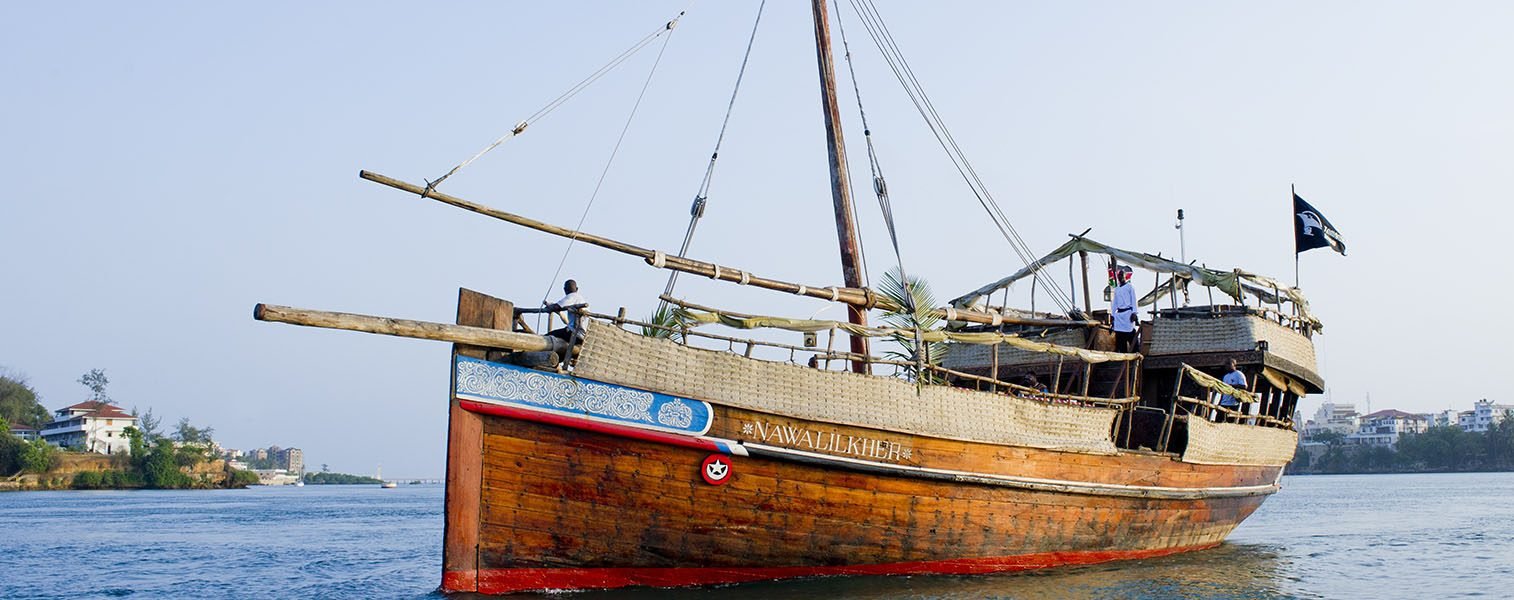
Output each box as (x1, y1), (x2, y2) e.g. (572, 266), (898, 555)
(700, 454), (732, 486)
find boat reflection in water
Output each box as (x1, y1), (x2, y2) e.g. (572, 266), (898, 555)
(547, 543), (1293, 600)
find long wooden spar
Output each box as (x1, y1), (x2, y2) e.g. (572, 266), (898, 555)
(253, 303), (569, 354)
(360, 171), (1099, 329)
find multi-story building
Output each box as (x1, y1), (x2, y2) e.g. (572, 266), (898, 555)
(38, 401), (137, 454)
(251, 448), (269, 461)
(1462, 399), (1514, 433)
(1348, 409), (1429, 447)
(1427, 409), (1461, 429)
(277, 447), (304, 475)
(1304, 401), (1359, 440)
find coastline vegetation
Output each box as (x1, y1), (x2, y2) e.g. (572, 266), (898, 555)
(1292, 418), (1514, 474)
(1, 368), (259, 490)
(303, 471), (382, 485)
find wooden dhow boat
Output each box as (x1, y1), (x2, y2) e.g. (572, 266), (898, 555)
(254, 2), (1313, 594)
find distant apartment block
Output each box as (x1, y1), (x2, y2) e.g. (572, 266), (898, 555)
(1461, 399), (1514, 433)
(1348, 409), (1428, 447)
(278, 447), (304, 475)
(1426, 409), (1461, 429)
(1304, 401), (1359, 440)
(38, 401), (137, 454)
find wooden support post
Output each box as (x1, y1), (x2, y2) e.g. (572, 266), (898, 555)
(989, 342), (1000, 394)
(1081, 363), (1092, 397)
(1052, 356), (1064, 395)
(1160, 374), (1182, 452)
(441, 288), (511, 593)
(1079, 251), (1092, 314)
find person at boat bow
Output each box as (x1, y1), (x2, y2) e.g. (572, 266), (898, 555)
(1219, 358), (1248, 422)
(544, 279), (588, 344)
(1111, 266), (1138, 353)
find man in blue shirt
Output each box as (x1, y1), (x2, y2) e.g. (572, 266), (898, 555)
(1219, 358), (1248, 422)
(1110, 266), (1138, 353)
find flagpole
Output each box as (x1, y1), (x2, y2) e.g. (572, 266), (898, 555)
(1292, 183), (1299, 288)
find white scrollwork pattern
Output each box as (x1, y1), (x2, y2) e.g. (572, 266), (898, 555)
(657, 400), (694, 429)
(456, 360), (654, 423)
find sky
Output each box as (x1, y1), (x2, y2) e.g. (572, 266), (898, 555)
(3, 1), (1512, 477)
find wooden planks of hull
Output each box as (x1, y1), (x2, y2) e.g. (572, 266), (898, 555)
(457, 410), (1272, 594)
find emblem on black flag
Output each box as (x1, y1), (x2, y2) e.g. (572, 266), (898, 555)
(1293, 193), (1346, 256)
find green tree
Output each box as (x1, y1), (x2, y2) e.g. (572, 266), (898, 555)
(122, 426), (148, 467)
(1484, 412), (1514, 468)
(228, 469), (261, 487)
(142, 438), (190, 488)
(130, 406), (163, 441)
(19, 437), (59, 473)
(0, 371), (49, 429)
(73, 470), (103, 489)
(1313, 430), (1346, 446)
(304, 471), (382, 485)
(173, 417), (213, 445)
(1289, 446), (1312, 471)
(0, 425), (25, 475)
(77, 369), (113, 405)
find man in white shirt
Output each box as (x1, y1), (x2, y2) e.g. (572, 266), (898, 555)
(1110, 266), (1138, 353)
(1219, 358), (1247, 422)
(545, 279), (589, 343)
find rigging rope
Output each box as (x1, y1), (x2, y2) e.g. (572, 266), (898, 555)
(844, 0), (1081, 317)
(661, 0), (768, 304)
(540, 15), (683, 308)
(836, 1), (927, 378)
(423, 10), (688, 195)
(836, 2), (898, 305)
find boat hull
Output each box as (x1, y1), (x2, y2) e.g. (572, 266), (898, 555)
(443, 401), (1274, 595)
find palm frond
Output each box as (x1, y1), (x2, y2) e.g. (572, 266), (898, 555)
(875, 267), (949, 384)
(642, 302), (687, 342)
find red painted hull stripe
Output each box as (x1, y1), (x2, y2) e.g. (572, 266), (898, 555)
(457, 399), (746, 456)
(449, 543), (1219, 594)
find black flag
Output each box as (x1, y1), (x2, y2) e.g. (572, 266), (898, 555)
(1293, 193), (1346, 256)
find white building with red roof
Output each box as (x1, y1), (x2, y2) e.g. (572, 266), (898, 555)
(39, 401), (137, 454)
(1347, 409), (1429, 447)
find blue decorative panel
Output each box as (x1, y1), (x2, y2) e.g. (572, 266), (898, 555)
(452, 355), (712, 436)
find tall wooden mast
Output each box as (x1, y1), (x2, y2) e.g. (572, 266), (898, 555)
(810, 0), (871, 373)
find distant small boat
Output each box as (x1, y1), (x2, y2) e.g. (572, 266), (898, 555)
(381, 481), (398, 489)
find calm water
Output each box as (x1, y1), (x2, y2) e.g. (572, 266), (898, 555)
(3, 473), (1512, 599)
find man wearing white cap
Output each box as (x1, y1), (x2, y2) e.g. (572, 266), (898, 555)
(1110, 266), (1138, 353)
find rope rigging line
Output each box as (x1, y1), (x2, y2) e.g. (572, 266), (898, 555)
(540, 16), (683, 309)
(835, 0), (930, 378)
(423, 10), (688, 195)
(662, 0), (768, 304)
(834, 1), (902, 310)
(844, 0), (1081, 317)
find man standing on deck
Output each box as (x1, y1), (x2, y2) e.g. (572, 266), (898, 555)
(545, 279), (588, 344)
(1110, 266), (1138, 353)
(1219, 358), (1248, 422)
